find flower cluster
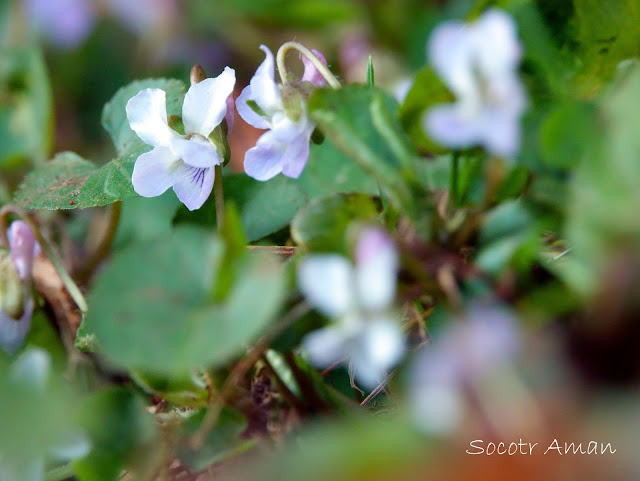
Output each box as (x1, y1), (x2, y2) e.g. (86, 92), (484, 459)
(424, 9), (527, 157)
(297, 228), (405, 388)
(0, 221), (39, 355)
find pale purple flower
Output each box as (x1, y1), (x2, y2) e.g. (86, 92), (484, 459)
(23, 0), (96, 49)
(236, 45), (320, 181)
(0, 221), (39, 356)
(127, 67), (235, 210)
(301, 49), (328, 87)
(424, 9), (526, 157)
(297, 227), (404, 388)
(106, 0), (176, 35)
(410, 304), (520, 434)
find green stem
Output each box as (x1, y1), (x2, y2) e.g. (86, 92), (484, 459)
(0, 205), (88, 314)
(450, 151), (460, 208)
(77, 201), (121, 283)
(214, 165), (224, 230)
(276, 41), (341, 89)
(45, 462), (74, 481)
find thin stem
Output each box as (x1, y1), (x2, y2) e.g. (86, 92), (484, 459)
(449, 151), (460, 209)
(276, 41), (341, 89)
(0, 205), (88, 314)
(214, 165), (224, 230)
(77, 201), (121, 283)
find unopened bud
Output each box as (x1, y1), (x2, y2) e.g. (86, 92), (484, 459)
(0, 247), (25, 320)
(190, 64), (207, 85)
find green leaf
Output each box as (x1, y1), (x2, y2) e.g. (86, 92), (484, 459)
(102, 78), (185, 156)
(397, 66), (452, 154)
(14, 149), (145, 210)
(0, 47), (52, 168)
(83, 227), (285, 374)
(74, 388), (157, 481)
(291, 193), (379, 253)
(174, 173), (307, 242)
(308, 85), (416, 214)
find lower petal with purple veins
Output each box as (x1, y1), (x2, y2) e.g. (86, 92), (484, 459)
(170, 163), (215, 211)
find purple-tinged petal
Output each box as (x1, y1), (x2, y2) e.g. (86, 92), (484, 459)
(351, 319), (404, 388)
(7, 221), (37, 281)
(170, 164), (215, 211)
(225, 93), (235, 134)
(24, 0), (96, 49)
(182, 67), (236, 138)
(243, 131), (286, 181)
(131, 147), (177, 198)
(354, 228), (398, 312)
(235, 85), (271, 130)
(170, 137), (222, 168)
(297, 255), (354, 318)
(478, 109), (521, 158)
(126, 88), (177, 148)
(302, 326), (349, 368)
(280, 127), (312, 178)
(301, 49), (328, 87)
(0, 299), (33, 356)
(424, 104), (481, 149)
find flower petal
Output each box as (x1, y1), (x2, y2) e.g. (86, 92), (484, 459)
(302, 326), (348, 368)
(280, 126), (312, 178)
(351, 319), (404, 388)
(0, 299), (34, 356)
(236, 45), (281, 129)
(9, 345), (49, 389)
(182, 67), (236, 138)
(7, 221), (37, 281)
(170, 137), (222, 168)
(126, 88), (176, 148)
(478, 108), (521, 158)
(170, 163), (215, 211)
(472, 9), (522, 79)
(424, 104), (482, 149)
(243, 131), (286, 181)
(131, 147), (177, 198)
(297, 255), (353, 317)
(301, 49), (328, 87)
(355, 228), (398, 311)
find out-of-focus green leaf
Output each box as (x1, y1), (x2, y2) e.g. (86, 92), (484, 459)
(83, 227), (285, 374)
(73, 388), (157, 481)
(0, 47), (52, 168)
(174, 173), (306, 242)
(308, 85), (417, 214)
(102, 78), (185, 156)
(291, 193), (379, 253)
(397, 66), (452, 153)
(14, 149), (144, 209)
(177, 407), (253, 471)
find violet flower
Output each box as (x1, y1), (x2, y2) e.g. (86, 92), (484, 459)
(236, 45), (326, 181)
(424, 9), (527, 157)
(127, 67), (235, 210)
(0, 221), (39, 356)
(297, 228), (405, 388)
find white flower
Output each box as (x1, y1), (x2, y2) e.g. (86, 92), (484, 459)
(236, 45), (319, 181)
(0, 221), (40, 356)
(409, 305), (520, 434)
(126, 67), (235, 210)
(297, 228), (405, 388)
(424, 9), (526, 157)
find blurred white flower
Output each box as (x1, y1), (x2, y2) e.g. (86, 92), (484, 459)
(297, 227), (405, 388)
(424, 9), (526, 157)
(0, 221), (40, 355)
(0, 349), (90, 481)
(127, 67), (235, 210)
(236, 45), (326, 181)
(410, 304), (520, 434)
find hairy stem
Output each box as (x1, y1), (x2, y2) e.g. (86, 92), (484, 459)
(276, 41), (341, 89)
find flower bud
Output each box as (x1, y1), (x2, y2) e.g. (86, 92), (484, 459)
(0, 247), (25, 320)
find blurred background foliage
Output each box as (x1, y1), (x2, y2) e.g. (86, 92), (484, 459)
(3, 0), (640, 480)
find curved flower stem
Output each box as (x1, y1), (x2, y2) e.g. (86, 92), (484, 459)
(77, 201), (121, 284)
(0, 205), (88, 315)
(276, 41), (341, 89)
(214, 165), (225, 230)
